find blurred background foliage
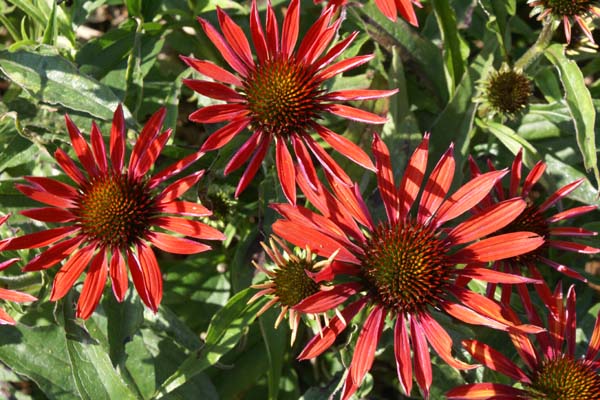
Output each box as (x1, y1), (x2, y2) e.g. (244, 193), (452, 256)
(0, 0), (598, 399)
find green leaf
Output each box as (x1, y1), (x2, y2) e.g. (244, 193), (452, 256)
(0, 46), (123, 121)
(58, 295), (139, 400)
(125, 0), (143, 18)
(543, 153), (599, 205)
(153, 288), (267, 398)
(545, 43), (599, 189)
(431, 0), (467, 93)
(41, 1), (57, 45)
(259, 307), (288, 400)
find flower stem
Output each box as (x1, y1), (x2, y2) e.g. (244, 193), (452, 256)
(514, 21), (558, 71)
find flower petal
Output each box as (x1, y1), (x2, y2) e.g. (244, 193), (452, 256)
(547, 240), (600, 254)
(303, 134), (352, 186)
(134, 128), (173, 179)
(109, 249), (128, 302)
(137, 242), (163, 312)
(314, 124), (375, 171)
(25, 175), (85, 201)
(189, 104), (248, 124)
(325, 104), (388, 124)
(276, 138), (296, 205)
(318, 54), (374, 81)
(418, 144), (455, 224)
(110, 103), (126, 171)
(315, 31), (358, 70)
(234, 134), (271, 197)
(183, 79), (245, 102)
(65, 114), (98, 177)
(462, 340), (530, 383)
(394, 316), (413, 396)
(153, 216), (225, 241)
(16, 184), (75, 209)
(179, 56), (242, 86)
(418, 313), (476, 370)
(293, 282), (362, 313)
(375, 0), (398, 21)
(281, 0), (300, 56)
(157, 170), (205, 204)
(411, 316), (432, 399)
(250, 0), (268, 63)
(585, 308), (600, 360)
(50, 243), (96, 301)
(446, 383), (530, 399)
(22, 236), (84, 272)
(398, 134), (428, 221)
(459, 266), (540, 284)
(149, 232), (212, 255)
(76, 250), (108, 319)
(395, 0), (419, 26)
(216, 7), (254, 67)
(539, 178), (584, 212)
(224, 130), (263, 175)
(373, 133), (399, 224)
(90, 122), (107, 173)
(2, 226), (79, 251)
(522, 160), (546, 197)
(322, 89), (398, 101)
(149, 150), (205, 189)
(54, 148), (87, 186)
(197, 17), (248, 76)
(157, 201), (212, 217)
(0, 288), (37, 303)
(450, 232), (543, 263)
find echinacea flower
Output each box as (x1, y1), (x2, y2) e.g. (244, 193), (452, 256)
(469, 150), (599, 303)
(480, 64), (532, 119)
(447, 283), (600, 399)
(249, 235), (338, 345)
(528, 0), (600, 43)
(271, 133), (545, 399)
(0, 105), (225, 319)
(313, 0), (421, 26)
(182, 0), (397, 204)
(0, 214), (37, 325)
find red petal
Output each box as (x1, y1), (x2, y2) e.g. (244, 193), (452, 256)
(0, 309), (16, 325)
(446, 383), (530, 399)
(129, 108), (166, 175)
(293, 282), (362, 313)
(411, 316), (432, 398)
(318, 54), (374, 81)
(137, 242), (163, 312)
(54, 148), (87, 186)
(539, 179), (584, 212)
(189, 104), (248, 124)
(451, 232), (543, 263)
(275, 139), (296, 205)
(0, 288), (37, 303)
(394, 317), (413, 396)
(446, 198), (526, 245)
(149, 150), (205, 189)
(158, 170), (205, 204)
(0, 258), (18, 270)
(25, 175), (79, 200)
(16, 184), (75, 209)
(265, 1), (280, 55)
(201, 119), (249, 153)
(2, 226), (78, 251)
(109, 249), (128, 302)
(326, 104), (388, 124)
(149, 232), (212, 254)
(398, 134), (429, 220)
(418, 144), (455, 224)
(548, 240), (600, 254)
(134, 129), (173, 179)
(197, 17), (248, 76)
(298, 298), (367, 360)
(65, 114), (98, 176)
(110, 104), (126, 171)
(522, 161), (546, 197)
(22, 236), (84, 272)
(297, 6), (333, 61)
(373, 134), (399, 224)
(216, 7), (254, 67)
(183, 79), (245, 102)
(418, 313), (476, 370)
(154, 216), (225, 241)
(179, 56), (242, 86)
(314, 31), (358, 70)
(585, 308), (600, 360)
(434, 170), (507, 227)
(272, 220), (360, 264)
(395, 0), (419, 26)
(281, 0), (300, 56)
(303, 134), (352, 186)
(314, 125), (375, 171)
(50, 244), (96, 301)
(157, 201), (212, 217)
(234, 134), (270, 197)
(375, 0), (397, 21)
(459, 266), (540, 284)
(224, 130), (263, 175)
(344, 305), (386, 400)
(441, 301), (516, 332)
(250, 0), (268, 63)
(322, 89), (398, 101)
(549, 227), (597, 236)
(76, 250), (108, 319)
(90, 122), (107, 173)
(462, 340), (530, 383)
(509, 150), (523, 197)
(565, 285), (576, 356)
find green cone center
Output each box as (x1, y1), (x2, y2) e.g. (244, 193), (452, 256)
(244, 57), (321, 137)
(486, 69), (531, 115)
(272, 258), (320, 307)
(361, 222), (449, 313)
(530, 356), (600, 399)
(77, 173), (155, 248)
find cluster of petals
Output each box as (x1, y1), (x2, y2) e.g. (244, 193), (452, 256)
(470, 150), (599, 304)
(0, 215), (37, 324)
(271, 133), (546, 399)
(182, 0), (396, 203)
(314, 0), (421, 26)
(447, 282), (600, 399)
(528, 0), (600, 43)
(0, 105), (224, 319)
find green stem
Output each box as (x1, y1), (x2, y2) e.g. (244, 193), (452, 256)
(514, 21), (558, 71)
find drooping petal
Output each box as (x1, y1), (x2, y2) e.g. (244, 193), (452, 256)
(395, 0), (419, 26)
(314, 124), (376, 171)
(64, 114), (99, 177)
(418, 144), (454, 224)
(0, 288), (37, 303)
(343, 305), (386, 400)
(275, 138), (296, 205)
(293, 282), (362, 313)
(303, 134), (352, 186)
(110, 103), (126, 172)
(136, 242), (163, 312)
(375, 0), (398, 21)
(2, 226), (79, 251)
(446, 383), (530, 399)
(22, 236), (84, 272)
(325, 104), (388, 124)
(234, 134), (271, 197)
(418, 313), (476, 370)
(224, 130), (263, 175)
(298, 298), (367, 360)
(109, 249), (128, 302)
(76, 249), (108, 319)
(411, 316), (432, 399)
(50, 243), (96, 301)
(397, 134), (428, 221)
(148, 232), (212, 254)
(179, 56), (243, 86)
(394, 316), (413, 396)
(450, 232), (543, 264)
(373, 134), (399, 224)
(153, 216), (226, 241)
(188, 104), (248, 124)
(446, 198), (526, 245)
(461, 340), (530, 383)
(547, 240), (600, 254)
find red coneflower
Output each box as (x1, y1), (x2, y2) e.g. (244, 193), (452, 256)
(248, 235), (338, 345)
(528, 0), (600, 43)
(182, 0), (397, 204)
(469, 150), (599, 304)
(0, 214), (37, 325)
(271, 134), (545, 399)
(447, 283), (600, 399)
(313, 0), (421, 26)
(0, 105), (225, 319)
